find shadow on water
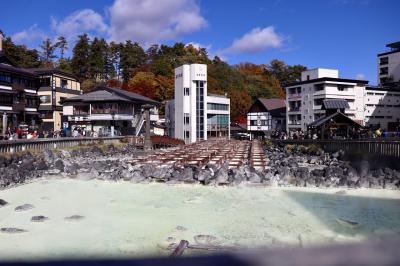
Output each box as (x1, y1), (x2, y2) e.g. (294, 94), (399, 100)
(284, 190), (400, 237)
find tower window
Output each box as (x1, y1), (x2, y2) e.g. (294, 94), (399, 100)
(184, 87), (190, 96)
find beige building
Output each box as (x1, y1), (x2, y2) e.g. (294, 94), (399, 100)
(31, 69), (81, 131)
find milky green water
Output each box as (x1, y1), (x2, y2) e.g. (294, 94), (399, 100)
(0, 178), (399, 261)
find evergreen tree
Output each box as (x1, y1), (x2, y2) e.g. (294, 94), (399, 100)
(39, 38), (56, 67)
(71, 34), (90, 80)
(55, 36), (68, 59)
(120, 40), (146, 83)
(88, 37), (108, 81)
(2, 36), (40, 68)
(109, 42), (123, 80)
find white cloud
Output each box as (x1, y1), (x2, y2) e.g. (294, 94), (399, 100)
(108, 0), (207, 45)
(223, 26), (284, 54)
(356, 73), (366, 80)
(51, 9), (108, 41)
(12, 24), (47, 44)
(186, 42), (211, 51)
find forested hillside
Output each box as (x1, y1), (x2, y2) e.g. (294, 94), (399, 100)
(2, 32), (306, 121)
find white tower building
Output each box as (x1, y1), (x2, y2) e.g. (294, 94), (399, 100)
(166, 63), (230, 143)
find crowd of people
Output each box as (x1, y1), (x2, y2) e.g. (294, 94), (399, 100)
(270, 127), (400, 140)
(0, 127), (66, 141)
(0, 125), (120, 141)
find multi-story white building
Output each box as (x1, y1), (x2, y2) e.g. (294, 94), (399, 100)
(285, 68), (368, 132)
(165, 64), (230, 143)
(377, 41), (400, 85)
(364, 86), (400, 130)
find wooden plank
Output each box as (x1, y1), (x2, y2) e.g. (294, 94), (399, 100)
(170, 240), (189, 257)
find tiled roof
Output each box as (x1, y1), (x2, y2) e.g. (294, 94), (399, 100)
(258, 98), (286, 111)
(322, 99), (350, 110)
(63, 86), (160, 105)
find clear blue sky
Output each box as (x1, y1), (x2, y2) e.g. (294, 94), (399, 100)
(2, 0), (399, 85)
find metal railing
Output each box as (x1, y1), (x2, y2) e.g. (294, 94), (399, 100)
(273, 139), (400, 158)
(0, 137), (125, 154)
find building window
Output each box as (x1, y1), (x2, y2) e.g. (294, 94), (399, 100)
(307, 75), (310, 80)
(195, 81), (205, 140)
(0, 95), (13, 105)
(0, 73), (11, 83)
(380, 67), (388, 75)
(184, 87), (190, 96)
(39, 95), (51, 104)
(61, 79), (68, 89)
(40, 77), (51, 87)
(207, 103), (229, 111)
(184, 113), (189, 125)
(184, 131), (189, 139)
(380, 57), (388, 65)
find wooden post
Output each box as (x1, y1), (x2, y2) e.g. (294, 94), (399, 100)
(170, 240), (189, 257)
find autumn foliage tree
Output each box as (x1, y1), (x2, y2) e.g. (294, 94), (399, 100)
(229, 90), (252, 122)
(2, 29), (307, 121)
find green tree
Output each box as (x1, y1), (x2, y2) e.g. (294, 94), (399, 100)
(55, 36), (68, 59)
(81, 79), (98, 93)
(109, 42), (123, 80)
(58, 58), (73, 74)
(120, 41), (146, 82)
(39, 38), (56, 67)
(71, 34), (91, 80)
(2, 36), (40, 68)
(267, 59), (306, 86)
(89, 37), (108, 81)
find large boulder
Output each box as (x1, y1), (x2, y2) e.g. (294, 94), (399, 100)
(54, 159), (65, 172)
(196, 168), (213, 183)
(36, 160), (49, 171)
(150, 167), (171, 181)
(215, 164), (230, 185)
(230, 167), (246, 184)
(131, 171), (147, 183)
(43, 149), (54, 164)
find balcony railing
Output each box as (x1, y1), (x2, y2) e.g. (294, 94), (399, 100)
(288, 107), (301, 112)
(287, 93), (302, 98)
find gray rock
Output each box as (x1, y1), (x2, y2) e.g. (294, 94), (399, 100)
(181, 167), (194, 181)
(150, 167), (171, 181)
(247, 169), (263, 183)
(230, 167), (246, 184)
(358, 160), (370, 178)
(141, 164), (156, 178)
(1, 227), (27, 233)
(0, 199), (8, 207)
(196, 168), (213, 183)
(65, 215), (85, 221)
(60, 150), (71, 158)
(31, 215), (49, 222)
(215, 164), (230, 185)
(131, 171), (147, 183)
(43, 149), (54, 164)
(36, 160), (48, 171)
(121, 169), (133, 181)
(15, 204), (34, 212)
(54, 159), (65, 172)
(64, 161), (79, 176)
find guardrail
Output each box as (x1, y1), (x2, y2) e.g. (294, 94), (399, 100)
(272, 139), (400, 158)
(0, 137), (125, 154)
